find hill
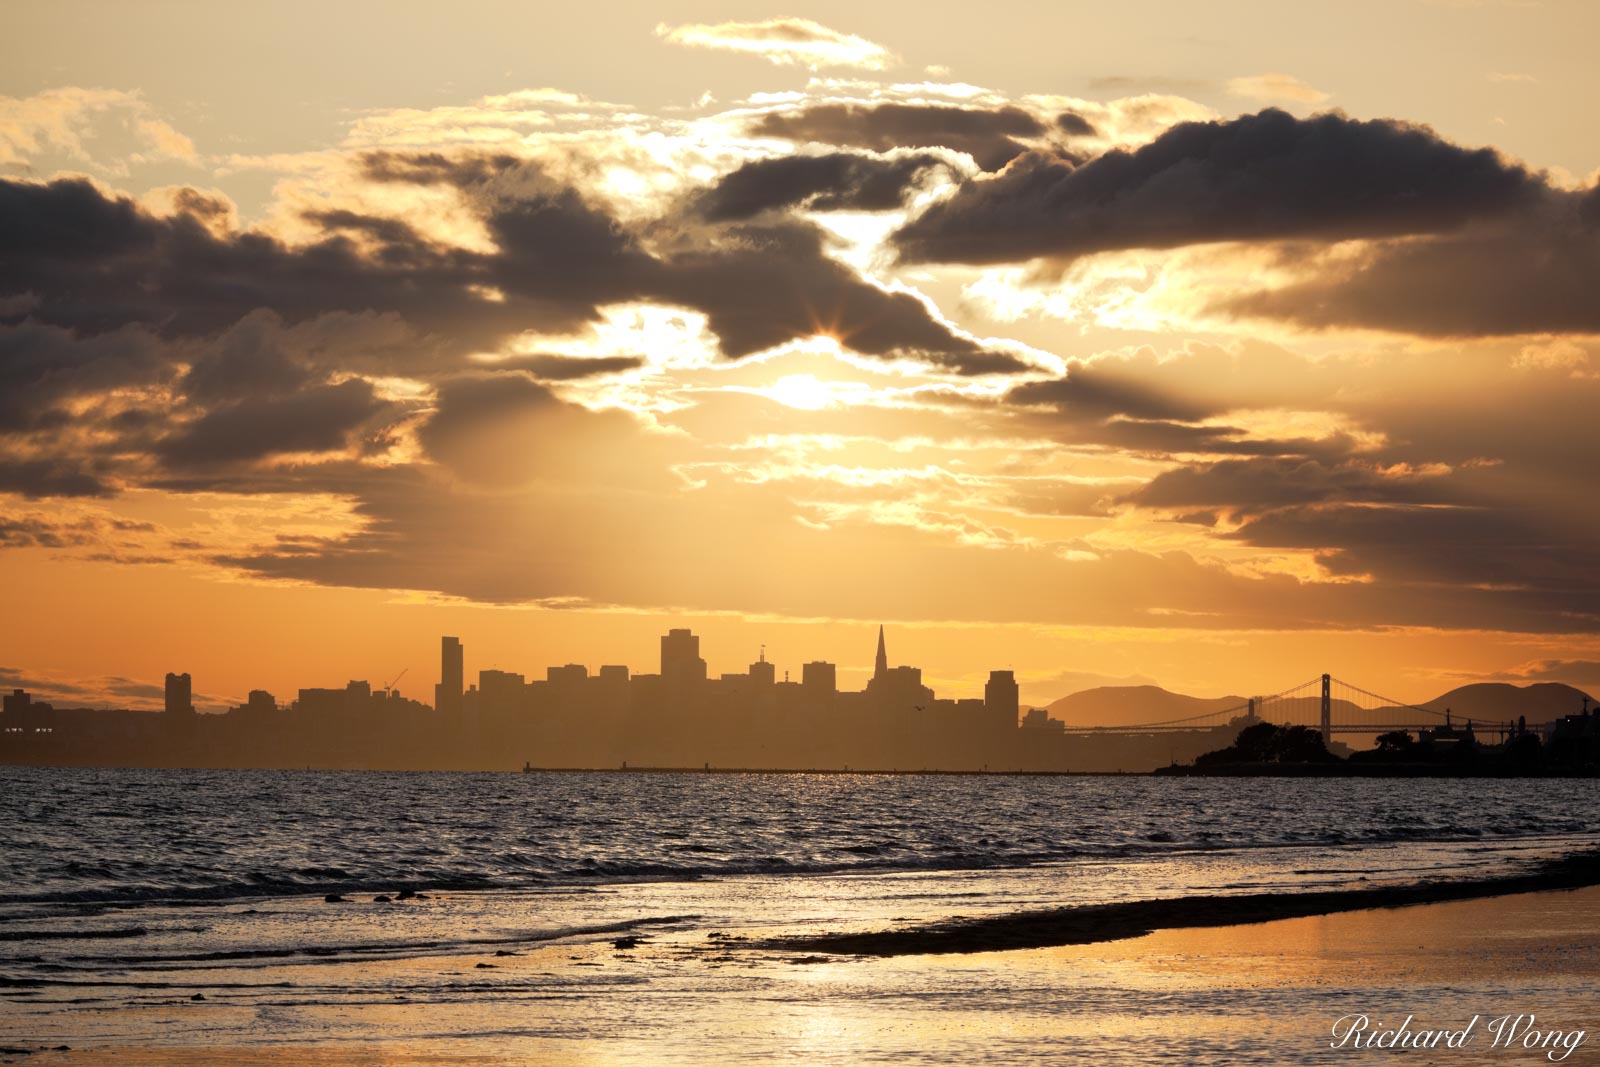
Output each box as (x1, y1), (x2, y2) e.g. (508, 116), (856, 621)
(1043, 680), (1595, 731)
(1044, 685), (1249, 728)
(1414, 682), (1593, 723)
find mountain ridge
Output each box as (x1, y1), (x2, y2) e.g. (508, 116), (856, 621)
(1042, 681), (1595, 729)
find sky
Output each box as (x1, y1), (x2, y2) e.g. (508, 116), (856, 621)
(2, 0), (1598, 711)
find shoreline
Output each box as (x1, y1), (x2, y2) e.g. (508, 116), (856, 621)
(13, 882), (1600, 1066)
(763, 847), (1600, 957)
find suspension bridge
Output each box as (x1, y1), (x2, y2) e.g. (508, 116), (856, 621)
(1057, 674), (1544, 742)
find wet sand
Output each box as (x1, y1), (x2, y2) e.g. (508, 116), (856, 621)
(11, 878), (1600, 1066)
(765, 847), (1600, 956)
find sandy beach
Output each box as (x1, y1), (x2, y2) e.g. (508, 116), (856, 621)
(9, 880), (1599, 1066)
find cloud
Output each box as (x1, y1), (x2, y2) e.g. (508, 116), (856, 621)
(1226, 73), (1331, 104)
(485, 353), (646, 380)
(0, 512), (154, 549)
(1124, 456), (1450, 513)
(749, 102), (1050, 171)
(0, 175), (521, 343)
(895, 108), (1537, 264)
(2, 164), (1021, 397)
(1218, 187), (1600, 336)
(355, 153), (1016, 372)
(0, 460), (114, 499)
(157, 379), (391, 468)
(1055, 111), (1098, 137)
(1494, 660), (1600, 689)
(0, 87), (197, 170)
(0, 320), (173, 431)
(696, 150), (958, 220)
(656, 18), (892, 70)
(1007, 361), (1217, 423)
(417, 372), (663, 489)
(656, 220), (1031, 374)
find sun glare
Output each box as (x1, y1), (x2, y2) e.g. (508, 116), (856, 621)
(763, 374), (841, 410)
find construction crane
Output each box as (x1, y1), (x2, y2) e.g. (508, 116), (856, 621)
(383, 667), (407, 697)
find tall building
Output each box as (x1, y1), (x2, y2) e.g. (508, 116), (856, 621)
(985, 670), (1020, 731)
(748, 647), (776, 687)
(164, 672), (194, 716)
(802, 661), (837, 692)
(436, 636), (464, 714)
(874, 625), (888, 682)
(660, 628), (707, 684)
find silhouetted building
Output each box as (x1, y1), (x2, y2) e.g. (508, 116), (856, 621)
(802, 661), (837, 692)
(3, 689), (28, 718)
(164, 672), (194, 716)
(2, 690), (54, 732)
(1021, 707), (1065, 732)
(0, 624), (1052, 772)
(986, 670), (1020, 731)
(661, 628), (707, 684)
(436, 636), (464, 714)
(748, 649), (776, 687)
(233, 689), (277, 717)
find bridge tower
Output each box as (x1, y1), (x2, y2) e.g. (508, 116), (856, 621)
(1320, 674), (1332, 743)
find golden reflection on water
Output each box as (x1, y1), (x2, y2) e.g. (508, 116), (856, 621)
(25, 888), (1600, 1067)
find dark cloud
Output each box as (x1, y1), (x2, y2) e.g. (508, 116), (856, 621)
(894, 108), (1537, 264)
(1055, 111), (1098, 137)
(1227, 502), (1600, 625)
(0, 321), (172, 431)
(417, 372), (661, 489)
(697, 151), (953, 221)
(1125, 457), (1447, 513)
(749, 103), (1048, 171)
(1008, 362), (1217, 422)
(487, 353), (646, 380)
(338, 155), (1016, 373)
(0, 176), (523, 343)
(659, 221), (1029, 374)
(0, 458), (113, 498)
(0, 516), (94, 548)
(180, 309), (314, 401)
(357, 150), (523, 187)
(157, 379), (391, 467)
(1219, 191), (1600, 336)
(0, 169), (1028, 501)
(0, 514), (154, 548)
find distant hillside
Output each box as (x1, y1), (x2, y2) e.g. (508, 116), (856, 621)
(1043, 680), (1595, 731)
(1415, 682), (1593, 723)
(1044, 686), (1249, 728)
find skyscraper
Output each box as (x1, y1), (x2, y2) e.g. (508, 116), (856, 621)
(164, 672), (194, 716)
(661, 628), (707, 684)
(436, 636), (464, 714)
(802, 661), (837, 692)
(874, 625), (888, 682)
(985, 670), (1019, 732)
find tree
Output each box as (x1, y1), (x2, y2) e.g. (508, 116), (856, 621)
(1375, 730), (1414, 754)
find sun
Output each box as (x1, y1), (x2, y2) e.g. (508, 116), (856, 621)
(763, 374), (837, 411)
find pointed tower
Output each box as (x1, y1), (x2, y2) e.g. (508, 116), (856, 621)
(874, 624), (888, 681)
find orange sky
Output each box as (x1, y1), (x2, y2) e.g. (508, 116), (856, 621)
(2, 2), (1598, 710)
